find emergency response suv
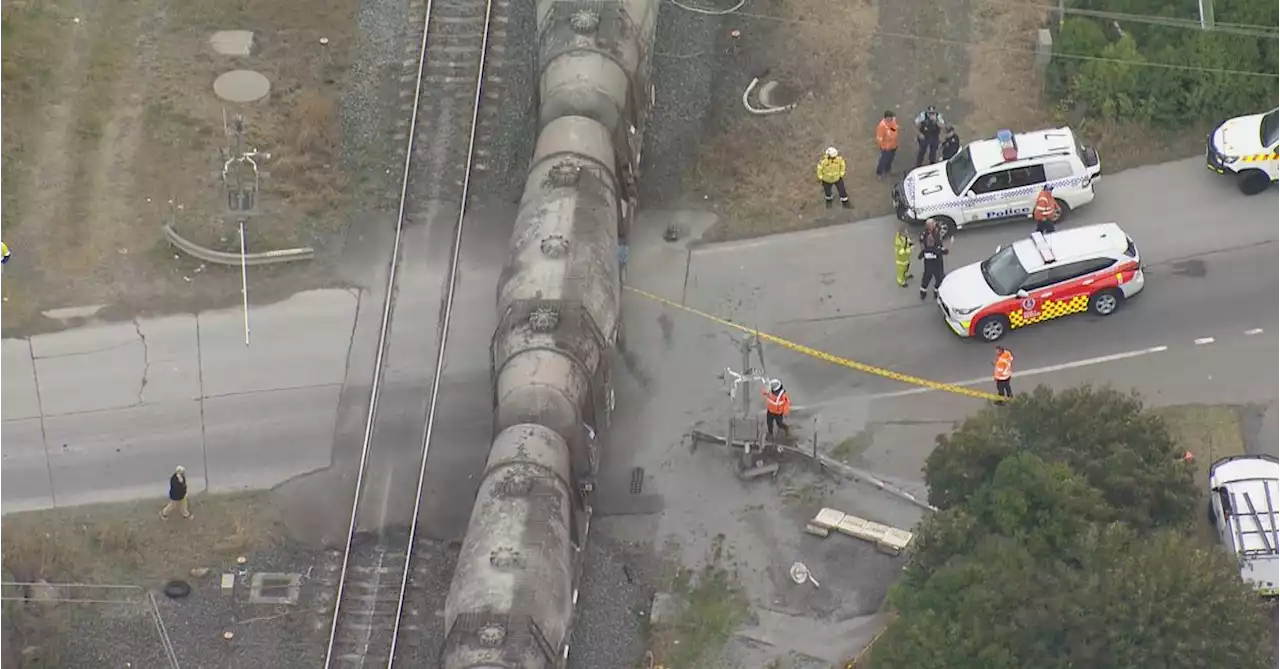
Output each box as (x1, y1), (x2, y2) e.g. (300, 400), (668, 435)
(936, 223), (1143, 342)
(1208, 454), (1279, 597)
(892, 127), (1102, 239)
(1205, 108), (1278, 195)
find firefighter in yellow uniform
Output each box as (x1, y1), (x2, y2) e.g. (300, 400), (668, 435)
(816, 147), (853, 209)
(894, 226), (913, 287)
(1, 241), (10, 265)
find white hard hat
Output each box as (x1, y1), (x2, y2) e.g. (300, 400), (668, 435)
(769, 379), (783, 392)
(825, 147), (838, 158)
(175, 465), (186, 474)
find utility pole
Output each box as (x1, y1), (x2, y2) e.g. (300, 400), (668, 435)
(1198, 0), (1214, 29)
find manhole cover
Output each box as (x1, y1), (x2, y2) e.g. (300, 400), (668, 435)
(213, 70), (271, 103)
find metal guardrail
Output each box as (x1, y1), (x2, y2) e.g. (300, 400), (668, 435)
(163, 224), (314, 266)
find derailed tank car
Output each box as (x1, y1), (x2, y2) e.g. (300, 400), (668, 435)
(441, 424), (577, 668)
(439, 0), (657, 667)
(493, 114), (622, 484)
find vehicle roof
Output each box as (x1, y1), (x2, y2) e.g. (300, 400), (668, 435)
(1213, 454), (1280, 485)
(970, 127), (1079, 171)
(1011, 223), (1129, 272)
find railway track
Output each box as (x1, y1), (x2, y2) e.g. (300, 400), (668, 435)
(321, 0), (505, 665)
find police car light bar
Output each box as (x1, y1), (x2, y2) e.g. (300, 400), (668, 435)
(996, 129), (1017, 162)
(1030, 231), (1055, 263)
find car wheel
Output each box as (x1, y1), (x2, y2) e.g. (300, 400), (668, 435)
(976, 315), (1008, 342)
(1053, 199), (1072, 223)
(933, 216), (956, 240)
(1239, 170), (1272, 195)
(1089, 289), (1122, 316)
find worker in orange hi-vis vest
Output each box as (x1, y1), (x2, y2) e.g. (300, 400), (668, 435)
(1032, 185), (1061, 234)
(993, 346), (1014, 401)
(762, 378), (792, 439)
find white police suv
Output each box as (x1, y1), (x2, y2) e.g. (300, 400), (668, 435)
(1206, 108), (1278, 195)
(892, 127), (1102, 239)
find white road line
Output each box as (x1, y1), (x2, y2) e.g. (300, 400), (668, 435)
(1194, 337), (1215, 345)
(1245, 328), (1265, 336)
(865, 345), (1172, 404)
(790, 345), (1171, 411)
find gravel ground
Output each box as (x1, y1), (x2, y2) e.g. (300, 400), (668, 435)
(339, 0), (410, 211)
(469, 0), (540, 205)
(637, 0), (734, 208)
(33, 542), (326, 668)
(568, 524), (660, 669)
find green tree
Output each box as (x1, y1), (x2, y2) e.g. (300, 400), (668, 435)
(875, 524), (1277, 669)
(873, 385), (1277, 669)
(923, 385), (1197, 532)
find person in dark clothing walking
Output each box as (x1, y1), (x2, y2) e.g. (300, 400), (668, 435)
(160, 465), (192, 520)
(940, 125), (961, 161)
(918, 219), (949, 300)
(914, 106), (946, 167)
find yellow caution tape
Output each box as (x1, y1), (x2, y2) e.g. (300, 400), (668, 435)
(623, 285), (1003, 402)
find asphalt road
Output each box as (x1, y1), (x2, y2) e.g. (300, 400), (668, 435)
(672, 156), (1278, 403)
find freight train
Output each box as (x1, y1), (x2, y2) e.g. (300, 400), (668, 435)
(440, 0), (658, 666)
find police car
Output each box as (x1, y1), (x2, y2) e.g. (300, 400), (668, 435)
(1206, 108), (1278, 195)
(892, 127), (1102, 239)
(935, 223), (1143, 342)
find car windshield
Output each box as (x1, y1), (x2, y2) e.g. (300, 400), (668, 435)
(944, 147), (976, 194)
(981, 245), (1028, 295)
(1262, 109), (1279, 147)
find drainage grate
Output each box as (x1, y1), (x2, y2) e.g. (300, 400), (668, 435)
(630, 467), (644, 495)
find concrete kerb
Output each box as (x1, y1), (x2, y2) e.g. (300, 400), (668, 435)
(163, 224), (314, 266)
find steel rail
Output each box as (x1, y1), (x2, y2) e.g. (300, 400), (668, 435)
(321, 0), (442, 661)
(385, 0), (495, 662)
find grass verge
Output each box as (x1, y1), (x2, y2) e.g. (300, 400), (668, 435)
(1151, 404), (1246, 547)
(686, 0), (1209, 242)
(1, 491), (286, 586)
(691, 0), (878, 241)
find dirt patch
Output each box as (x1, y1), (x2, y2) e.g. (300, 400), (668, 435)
(1, 0), (381, 336)
(683, 0), (1211, 242)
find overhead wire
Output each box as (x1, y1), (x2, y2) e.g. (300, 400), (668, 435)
(976, 0), (1279, 38)
(662, 0), (1279, 78)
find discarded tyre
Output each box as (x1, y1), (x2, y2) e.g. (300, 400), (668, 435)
(163, 579), (192, 599)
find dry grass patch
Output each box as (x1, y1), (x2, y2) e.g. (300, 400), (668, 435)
(963, 0), (1055, 138)
(0, 0), (362, 335)
(694, 0), (878, 241)
(1, 491), (286, 586)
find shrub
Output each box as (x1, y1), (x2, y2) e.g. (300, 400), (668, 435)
(1048, 2), (1279, 129)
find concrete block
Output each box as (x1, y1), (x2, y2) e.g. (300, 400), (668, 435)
(804, 523), (831, 538)
(221, 573), (235, 592)
(811, 507), (846, 530)
(248, 573), (301, 605)
(1035, 29), (1053, 73)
